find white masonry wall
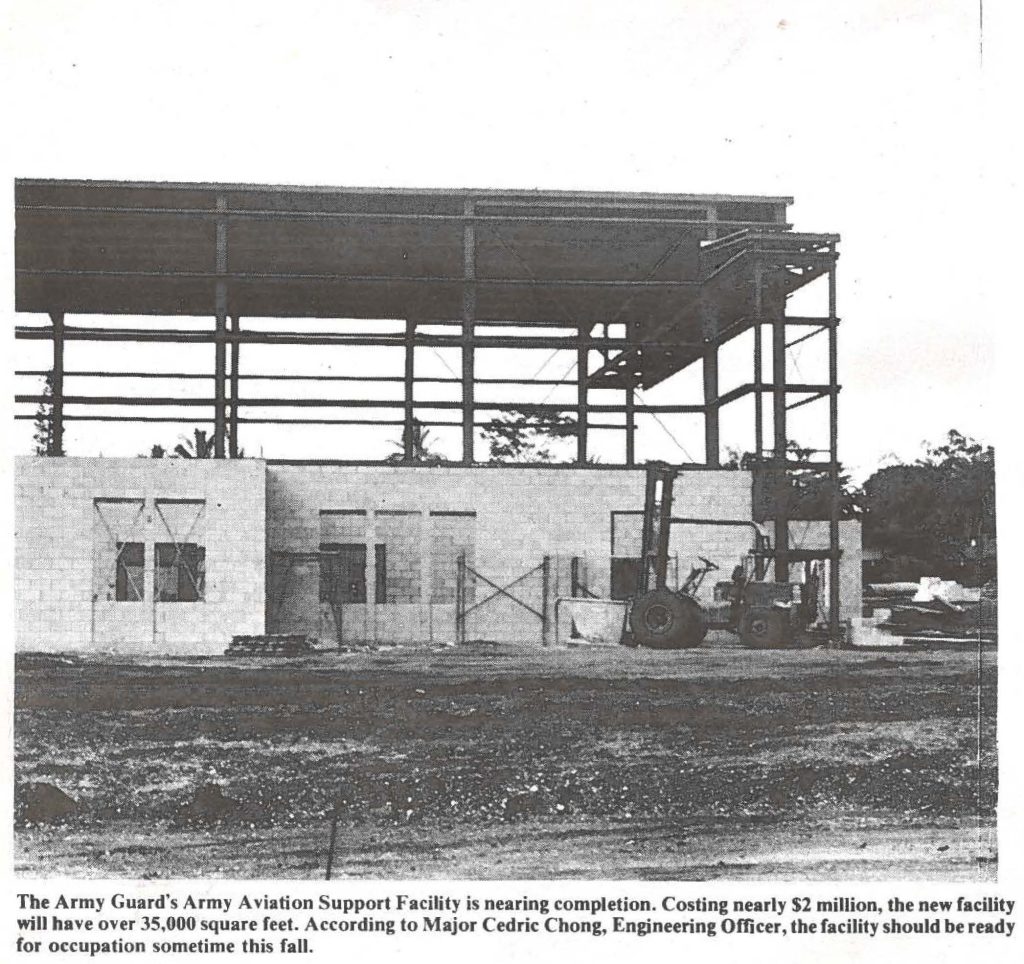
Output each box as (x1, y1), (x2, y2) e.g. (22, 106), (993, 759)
(265, 465), (762, 646)
(15, 457), (266, 654)
(14, 459), (863, 653)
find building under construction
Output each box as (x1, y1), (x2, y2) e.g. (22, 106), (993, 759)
(13, 179), (860, 652)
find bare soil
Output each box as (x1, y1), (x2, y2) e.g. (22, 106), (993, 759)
(13, 638), (997, 880)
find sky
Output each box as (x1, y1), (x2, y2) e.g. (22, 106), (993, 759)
(1, 0), (1005, 479)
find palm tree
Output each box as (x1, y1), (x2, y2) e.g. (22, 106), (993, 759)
(386, 419), (446, 464)
(144, 429), (243, 458)
(173, 429), (216, 459)
(32, 372), (64, 456)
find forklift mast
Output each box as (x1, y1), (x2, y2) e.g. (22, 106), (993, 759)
(638, 462), (676, 595)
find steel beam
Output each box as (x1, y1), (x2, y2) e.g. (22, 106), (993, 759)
(14, 325), (715, 352)
(17, 202), (789, 230)
(12, 413), (625, 430)
(13, 394), (704, 413)
(14, 369), (589, 387)
(18, 266), (705, 290)
(16, 178), (792, 204)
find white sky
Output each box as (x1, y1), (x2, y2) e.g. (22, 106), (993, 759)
(1, 0), (1003, 478)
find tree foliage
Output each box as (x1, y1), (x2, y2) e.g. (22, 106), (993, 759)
(480, 410), (577, 463)
(861, 430), (995, 582)
(32, 372), (64, 456)
(144, 429), (242, 459)
(725, 441), (860, 520)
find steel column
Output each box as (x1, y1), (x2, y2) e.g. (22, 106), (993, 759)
(229, 315), (240, 458)
(625, 382), (636, 466)
(214, 314), (227, 458)
(753, 264), (765, 579)
(828, 263), (841, 642)
(703, 344), (719, 467)
(753, 262), (764, 461)
(404, 319), (416, 462)
(462, 200), (475, 464)
(541, 555), (551, 646)
(214, 195), (228, 459)
(577, 326), (588, 464)
(49, 311), (65, 456)
(772, 311), (789, 581)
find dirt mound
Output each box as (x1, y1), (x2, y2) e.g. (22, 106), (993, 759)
(176, 784), (266, 825)
(17, 782), (78, 825)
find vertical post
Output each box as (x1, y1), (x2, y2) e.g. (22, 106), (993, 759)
(753, 262), (764, 460)
(625, 382), (636, 467)
(455, 550), (466, 645)
(462, 200), (475, 465)
(654, 471), (674, 590)
(404, 319), (416, 462)
(365, 513), (377, 645)
(772, 309), (789, 583)
(703, 344), (719, 467)
(541, 555), (551, 646)
(229, 315), (240, 458)
(49, 311), (64, 456)
(324, 803), (339, 880)
(701, 290), (720, 467)
(828, 261), (842, 643)
(214, 314), (227, 458)
(577, 325), (588, 465)
(639, 467), (658, 595)
(753, 263), (766, 580)
(214, 195), (228, 459)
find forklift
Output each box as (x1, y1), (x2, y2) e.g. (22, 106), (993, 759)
(624, 463), (826, 649)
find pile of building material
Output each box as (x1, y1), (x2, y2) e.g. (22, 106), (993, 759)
(863, 577), (997, 645)
(225, 634), (316, 657)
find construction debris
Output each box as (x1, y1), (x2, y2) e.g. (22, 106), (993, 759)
(175, 784), (266, 825)
(17, 782), (78, 825)
(226, 634), (316, 657)
(865, 577), (997, 642)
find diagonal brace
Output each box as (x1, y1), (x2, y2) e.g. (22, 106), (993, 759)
(463, 562), (545, 620)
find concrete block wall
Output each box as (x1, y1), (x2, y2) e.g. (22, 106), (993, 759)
(15, 457), (266, 654)
(430, 512), (476, 604)
(375, 511), (422, 603)
(265, 465), (760, 645)
(14, 459), (861, 653)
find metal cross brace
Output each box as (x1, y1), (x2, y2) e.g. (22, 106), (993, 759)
(154, 500), (206, 598)
(462, 560), (546, 621)
(94, 499), (146, 599)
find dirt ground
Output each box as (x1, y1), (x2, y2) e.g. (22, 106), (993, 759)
(13, 637), (998, 880)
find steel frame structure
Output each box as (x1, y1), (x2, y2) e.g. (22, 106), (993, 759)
(14, 179), (843, 636)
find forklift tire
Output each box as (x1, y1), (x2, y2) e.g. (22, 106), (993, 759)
(629, 589), (708, 650)
(738, 608), (790, 649)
